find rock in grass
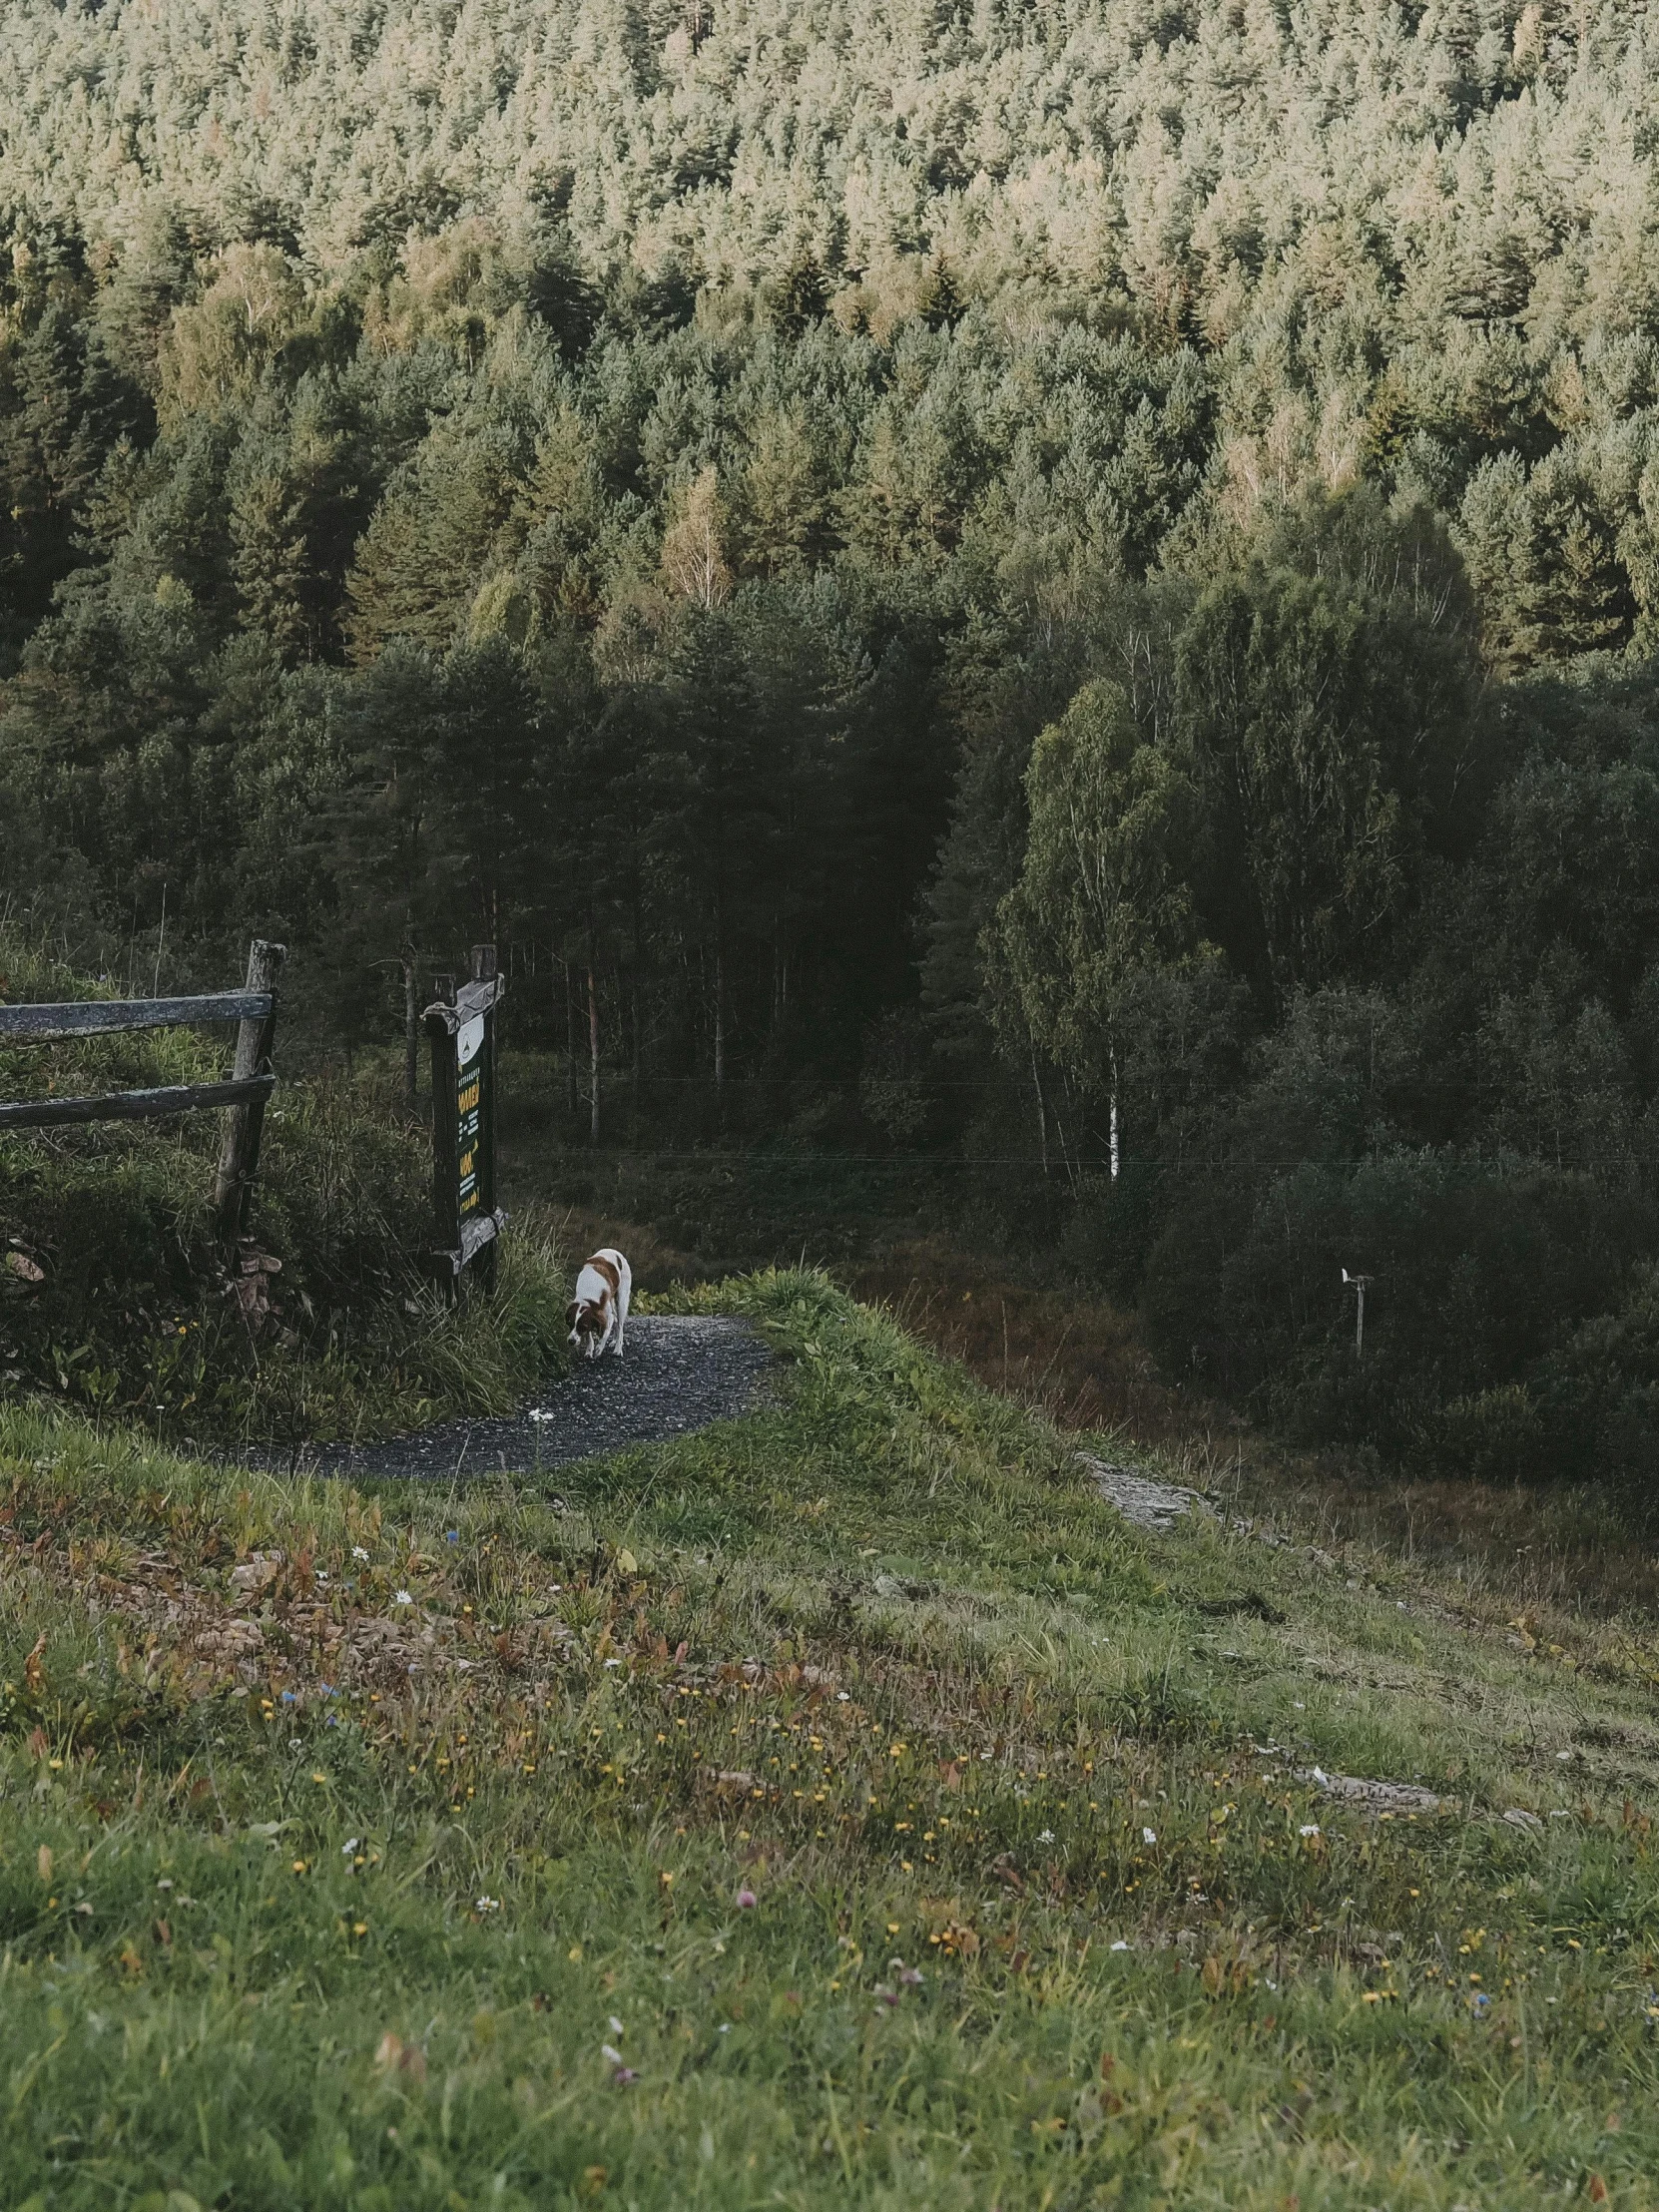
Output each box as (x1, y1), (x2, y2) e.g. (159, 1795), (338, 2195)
(1080, 1455), (1205, 1531)
(1501, 1807), (1546, 1834)
(1296, 1767), (1445, 1816)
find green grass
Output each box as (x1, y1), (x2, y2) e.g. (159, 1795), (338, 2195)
(1, 1271), (1657, 2208)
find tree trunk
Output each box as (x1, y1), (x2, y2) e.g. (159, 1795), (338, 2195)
(714, 943), (726, 1091)
(564, 958), (578, 1119)
(588, 951), (601, 1147)
(1109, 1046), (1120, 1183)
(1030, 1040), (1049, 1179)
(631, 886), (644, 1092)
(402, 950), (419, 1111)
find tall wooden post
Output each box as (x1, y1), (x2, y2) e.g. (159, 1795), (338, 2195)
(214, 938), (285, 1249)
(402, 949), (419, 1110)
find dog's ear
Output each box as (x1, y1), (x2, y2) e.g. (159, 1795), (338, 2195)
(565, 1301), (580, 1329)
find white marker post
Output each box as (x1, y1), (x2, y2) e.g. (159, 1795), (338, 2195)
(1342, 1268), (1372, 1358)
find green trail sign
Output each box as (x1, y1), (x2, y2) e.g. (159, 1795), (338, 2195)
(424, 944), (506, 1292)
(456, 1038), (484, 1222)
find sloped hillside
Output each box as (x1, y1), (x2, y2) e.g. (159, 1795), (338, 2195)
(1, 1271), (1655, 2207)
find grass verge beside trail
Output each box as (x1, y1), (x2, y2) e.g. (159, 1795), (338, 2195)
(1, 1271), (1657, 2208)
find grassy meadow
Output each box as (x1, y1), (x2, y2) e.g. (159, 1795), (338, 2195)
(0, 1270), (1656, 2208)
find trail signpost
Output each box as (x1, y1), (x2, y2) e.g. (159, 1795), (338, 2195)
(425, 944), (507, 1293)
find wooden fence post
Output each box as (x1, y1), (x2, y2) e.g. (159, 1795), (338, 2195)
(214, 939), (285, 1248)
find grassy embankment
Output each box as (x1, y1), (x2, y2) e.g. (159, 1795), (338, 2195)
(545, 1184), (1659, 1623)
(0, 938), (565, 1444)
(2, 1269), (1658, 2208)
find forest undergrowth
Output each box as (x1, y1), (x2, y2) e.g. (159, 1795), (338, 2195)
(2, 1272), (1658, 2208)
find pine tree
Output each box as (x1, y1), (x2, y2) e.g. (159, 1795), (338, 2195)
(344, 439), (512, 663)
(736, 407), (827, 574)
(770, 252), (830, 339)
(230, 445), (313, 661)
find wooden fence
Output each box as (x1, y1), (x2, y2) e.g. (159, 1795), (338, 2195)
(0, 940), (285, 1246)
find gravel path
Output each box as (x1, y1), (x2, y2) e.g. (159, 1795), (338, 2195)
(1077, 1452), (1207, 1532)
(249, 1316), (774, 1482)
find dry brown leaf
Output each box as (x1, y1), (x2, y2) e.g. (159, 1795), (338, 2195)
(374, 2031), (427, 2082)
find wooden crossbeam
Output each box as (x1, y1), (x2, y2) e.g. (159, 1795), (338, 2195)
(0, 993), (273, 1043)
(0, 1074), (276, 1132)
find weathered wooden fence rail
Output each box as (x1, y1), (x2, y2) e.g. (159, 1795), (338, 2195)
(0, 940), (285, 1245)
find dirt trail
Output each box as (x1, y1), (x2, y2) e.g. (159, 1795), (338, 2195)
(245, 1316), (773, 1482)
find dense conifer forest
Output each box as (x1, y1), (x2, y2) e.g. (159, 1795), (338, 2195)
(6, 0), (1659, 1477)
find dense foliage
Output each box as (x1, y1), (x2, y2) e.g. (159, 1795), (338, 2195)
(5, 0), (1659, 1473)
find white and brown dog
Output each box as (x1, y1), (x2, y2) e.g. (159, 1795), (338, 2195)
(566, 1247), (631, 1360)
